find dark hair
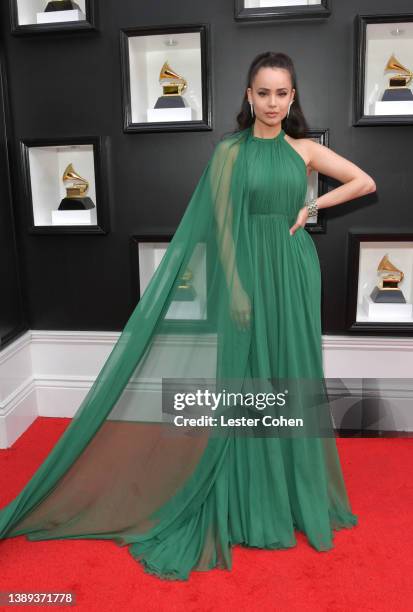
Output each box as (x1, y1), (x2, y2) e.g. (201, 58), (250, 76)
(234, 51), (309, 138)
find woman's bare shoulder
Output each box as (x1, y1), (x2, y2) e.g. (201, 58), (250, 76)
(284, 134), (313, 172)
(285, 133), (314, 149)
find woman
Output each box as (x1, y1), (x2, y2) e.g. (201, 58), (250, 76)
(0, 52), (375, 580)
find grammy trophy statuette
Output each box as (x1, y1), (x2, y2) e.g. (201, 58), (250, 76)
(58, 163), (95, 211)
(381, 53), (413, 102)
(174, 268), (197, 301)
(154, 61), (189, 109)
(369, 253), (406, 304)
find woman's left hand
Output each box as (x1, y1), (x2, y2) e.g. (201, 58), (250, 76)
(289, 206), (309, 236)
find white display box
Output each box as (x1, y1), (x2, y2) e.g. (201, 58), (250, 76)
(373, 100), (413, 115)
(27, 144), (97, 227)
(51, 209), (96, 225)
(356, 241), (413, 323)
(128, 31), (203, 124)
(244, 0), (320, 6)
(146, 107), (193, 123)
(364, 21), (413, 116)
(36, 9), (86, 24)
(138, 241), (207, 320)
(361, 295), (413, 321)
(16, 0), (87, 26)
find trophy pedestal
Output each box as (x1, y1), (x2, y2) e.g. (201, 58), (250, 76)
(147, 107), (193, 122)
(370, 285), (406, 304)
(382, 88), (413, 101)
(164, 298), (204, 320)
(36, 10), (86, 24)
(174, 287), (197, 301)
(51, 208), (97, 225)
(373, 100), (413, 115)
(154, 96), (188, 109)
(58, 197), (95, 211)
(362, 294), (413, 321)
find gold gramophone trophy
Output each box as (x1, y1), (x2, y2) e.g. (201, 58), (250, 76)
(174, 267), (197, 301)
(369, 254), (406, 304)
(382, 53), (413, 101)
(58, 163), (95, 211)
(154, 61), (188, 109)
(44, 0), (81, 11)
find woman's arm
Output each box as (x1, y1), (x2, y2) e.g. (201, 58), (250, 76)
(210, 140), (242, 290)
(210, 139), (251, 329)
(289, 139), (377, 235)
(305, 139), (376, 210)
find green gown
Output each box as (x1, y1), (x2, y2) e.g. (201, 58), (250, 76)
(0, 125), (357, 580)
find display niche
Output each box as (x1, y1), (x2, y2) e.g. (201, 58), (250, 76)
(301, 128), (329, 234)
(234, 0), (331, 22)
(346, 232), (413, 333)
(120, 24), (212, 133)
(354, 14), (413, 125)
(20, 136), (110, 234)
(130, 234), (213, 332)
(10, 0), (97, 35)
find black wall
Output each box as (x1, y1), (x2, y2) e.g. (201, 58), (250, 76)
(0, 47), (26, 348)
(0, 1), (412, 337)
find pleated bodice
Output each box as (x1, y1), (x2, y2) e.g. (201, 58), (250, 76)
(246, 125), (308, 223)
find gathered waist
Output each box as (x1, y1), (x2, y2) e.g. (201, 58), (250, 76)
(249, 212), (295, 221)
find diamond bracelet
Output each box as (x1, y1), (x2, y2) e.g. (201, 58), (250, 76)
(306, 197), (318, 217)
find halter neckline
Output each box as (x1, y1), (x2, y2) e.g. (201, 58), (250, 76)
(250, 125), (285, 142)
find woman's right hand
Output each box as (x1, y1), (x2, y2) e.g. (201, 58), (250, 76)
(229, 283), (252, 331)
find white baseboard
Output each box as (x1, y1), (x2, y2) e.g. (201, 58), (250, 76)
(0, 330), (412, 448)
(0, 330), (119, 448)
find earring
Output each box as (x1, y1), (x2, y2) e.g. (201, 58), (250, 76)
(249, 101), (254, 118)
(287, 99), (294, 118)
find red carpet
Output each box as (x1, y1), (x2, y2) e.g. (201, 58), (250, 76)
(1, 418), (412, 612)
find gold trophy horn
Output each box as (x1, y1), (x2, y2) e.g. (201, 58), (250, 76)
(384, 53), (413, 87)
(62, 163), (89, 198)
(377, 253), (404, 285)
(159, 61), (187, 96)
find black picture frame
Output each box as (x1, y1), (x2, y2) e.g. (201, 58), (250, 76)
(130, 234), (215, 333)
(120, 24), (212, 134)
(20, 135), (111, 235)
(303, 128), (329, 234)
(346, 231), (413, 334)
(234, 0), (331, 22)
(10, 0), (97, 36)
(353, 13), (413, 126)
